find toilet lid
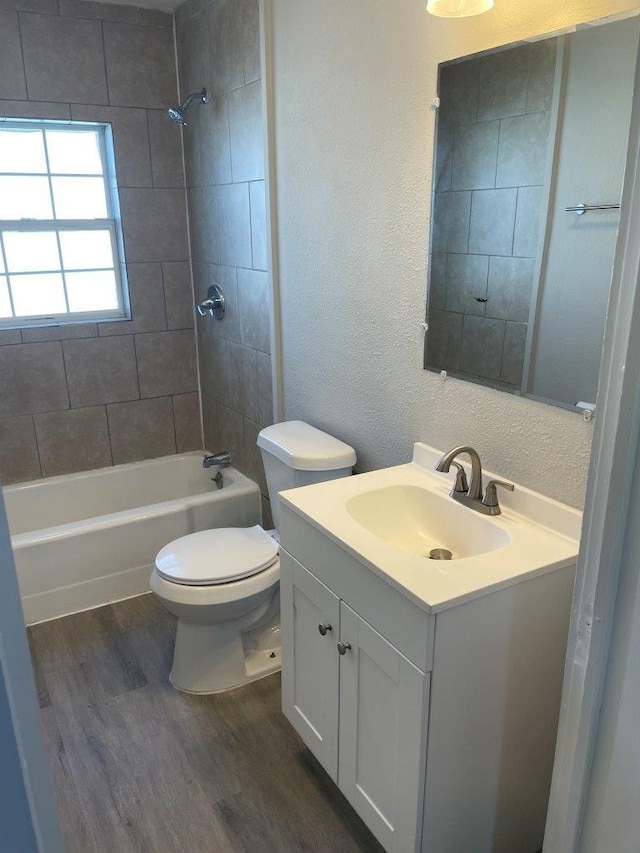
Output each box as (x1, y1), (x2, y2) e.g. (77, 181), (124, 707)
(155, 526), (279, 586)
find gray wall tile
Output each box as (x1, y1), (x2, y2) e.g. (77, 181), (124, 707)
(445, 254), (489, 317)
(120, 188), (190, 262)
(135, 330), (197, 398)
(0, 416), (41, 485)
(256, 351), (273, 428)
(513, 185), (544, 258)
(0, 11), (27, 98)
(243, 417), (267, 496)
(438, 59), (479, 129)
(173, 392), (202, 452)
(216, 401), (245, 471)
(432, 192), (471, 254)
(250, 181), (268, 271)
(187, 185), (220, 264)
(199, 329), (227, 403)
(34, 406), (112, 477)
(526, 40), (557, 113)
(477, 45), (530, 122)
(487, 256), (534, 322)
(434, 126), (453, 193)
(21, 13), (108, 104)
(177, 8), (209, 104)
(0, 2), (201, 482)
(208, 265), (241, 342)
(460, 315), (505, 380)
(425, 310), (463, 372)
(237, 267), (270, 353)
(0, 100), (71, 119)
(468, 188), (517, 256)
(58, 0), (139, 22)
(71, 104), (152, 188)
(176, 0), (270, 490)
(229, 79), (265, 183)
(236, 0), (260, 84)
(501, 322), (527, 386)
(428, 252), (447, 311)
(208, 0), (246, 97)
(200, 95), (233, 187)
(64, 336), (139, 407)
(21, 324), (97, 342)
(98, 263), (167, 335)
(226, 340), (257, 421)
(451, 121), (499, 191)
(135, 8), (172, 29)
(103, 22), (177, 109)
(0, 330), (22, 345)
(148, 109), (185, 189)
(201, 393), (219, 452)
(0, 343), (68, 417)
(107, 396), (176, 464)
(217, 183), (252, 267)
(0, 0), (57, 12)
(163, 262), (194, 330)
(496, 111), (551, 188)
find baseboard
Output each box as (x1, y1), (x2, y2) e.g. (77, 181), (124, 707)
(22, 564), (153, 626)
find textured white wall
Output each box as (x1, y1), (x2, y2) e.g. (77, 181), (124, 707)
(269, 0), (639, 509)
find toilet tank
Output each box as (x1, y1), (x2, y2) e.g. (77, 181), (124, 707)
(257, 421), (357, 528)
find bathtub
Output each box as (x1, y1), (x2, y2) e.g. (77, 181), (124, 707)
(4, 453), (261, 625)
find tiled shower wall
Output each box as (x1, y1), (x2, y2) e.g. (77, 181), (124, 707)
(0, 0), (201, 485)
(425, 39), (557, 389)
(175, 0), (273, 514)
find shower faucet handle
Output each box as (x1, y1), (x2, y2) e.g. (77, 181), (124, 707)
(196, 284), (225, 320)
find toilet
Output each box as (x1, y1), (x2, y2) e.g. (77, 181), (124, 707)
(150, 420), (356, 694)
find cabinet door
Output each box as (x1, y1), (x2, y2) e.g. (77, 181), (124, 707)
(338, 602), (429, 853)
(280, 551), (340, 780)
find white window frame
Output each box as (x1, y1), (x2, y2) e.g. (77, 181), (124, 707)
(0, 119), (130, 330)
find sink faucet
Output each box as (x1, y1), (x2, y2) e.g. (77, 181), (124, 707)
(435, 445), (514, 516)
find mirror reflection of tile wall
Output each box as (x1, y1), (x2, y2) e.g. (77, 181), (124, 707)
(426, 40), (556, 389)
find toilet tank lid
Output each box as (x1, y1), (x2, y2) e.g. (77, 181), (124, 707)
(257, 421), (356, 471)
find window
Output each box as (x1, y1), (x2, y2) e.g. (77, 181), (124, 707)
(0, 120), (129, 329)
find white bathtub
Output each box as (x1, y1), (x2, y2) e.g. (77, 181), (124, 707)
(4, 453), (261, 625)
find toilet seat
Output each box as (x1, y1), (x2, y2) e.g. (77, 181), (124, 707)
(155, 525), (279, 586)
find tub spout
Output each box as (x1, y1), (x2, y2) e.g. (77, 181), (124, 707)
(203, 451), (231, 469)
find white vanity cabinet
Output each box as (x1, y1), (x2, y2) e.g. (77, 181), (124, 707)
(281, 550), (430, 853)
(279, 499), (576, 853)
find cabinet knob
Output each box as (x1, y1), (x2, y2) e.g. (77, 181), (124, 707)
(337, 641), (352, 655)
(318, 623), (332, 636)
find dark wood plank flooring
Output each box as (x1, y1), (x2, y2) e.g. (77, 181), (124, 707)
(28, 594), (385, 853)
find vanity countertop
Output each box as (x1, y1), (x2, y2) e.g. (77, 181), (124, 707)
(279, 442), (581, 613)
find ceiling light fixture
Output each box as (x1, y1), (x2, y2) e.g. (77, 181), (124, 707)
(427, 0), (493, 17)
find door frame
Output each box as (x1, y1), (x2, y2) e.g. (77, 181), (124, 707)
(543, 41), (640, 852)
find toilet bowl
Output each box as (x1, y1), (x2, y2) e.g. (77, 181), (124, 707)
(151, 526), (281, 693)
(151, 421), (356, 695)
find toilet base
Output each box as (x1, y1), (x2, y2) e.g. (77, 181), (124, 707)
(170, 645), (281, 695)
(169, 617), (281, 695)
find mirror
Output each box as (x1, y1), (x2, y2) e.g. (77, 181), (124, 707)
(424, 16), (639, 411)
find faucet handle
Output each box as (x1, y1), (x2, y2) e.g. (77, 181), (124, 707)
(450, 461), (469, 494)
(482, 479), (515, 511)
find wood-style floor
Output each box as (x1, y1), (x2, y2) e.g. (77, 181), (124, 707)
(28, 594), (385, 853)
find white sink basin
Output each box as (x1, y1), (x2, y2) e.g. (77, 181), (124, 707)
(345, 484), (511, 560)
(278, 441), (582, 612)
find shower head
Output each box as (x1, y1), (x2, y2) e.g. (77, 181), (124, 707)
(167, 88), (208, 126)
